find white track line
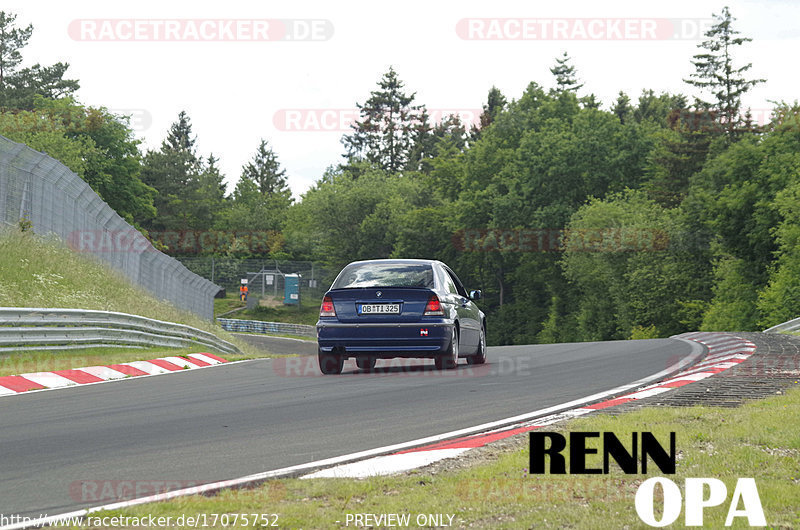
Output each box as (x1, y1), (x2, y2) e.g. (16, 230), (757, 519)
(304, 449), (471, 478)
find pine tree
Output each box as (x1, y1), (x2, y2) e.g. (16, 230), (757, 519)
(479, 86), (507, 129)
(187, 154), (229, 233)
(683, 6), (765, 138)
(406, 107), (435, 173)
(411, 112), (469, 174)
(645, 112), (714, 208)
(202, 154), (227, 200)
(433, 114), (468, 150)
(634, 90), (688, 125)
(611, 91), (632, 124)
(0, 11), (78, 109)
(549, 52), (584, 93)
(140, 111), (205, 232)
(342, 67), (426, 173)
(165, 111), (197, 159)
(239, 139), (290, 199)
(0, 11), (32, 90)
(224, 140), (292, 237)
(579, 94), (600, 110)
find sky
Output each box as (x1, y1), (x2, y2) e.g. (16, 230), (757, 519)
(5, 0), (799, 199)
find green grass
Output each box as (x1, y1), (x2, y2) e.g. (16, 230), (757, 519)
(231, 296), (321, 326)
(214, 290), (320, 325)
(231, 330), (315, 342)
(0, 230), (268, 357)
(0, 346), (265, 377)
(83, 383), (800, 529)
(213, 293), (246, 317)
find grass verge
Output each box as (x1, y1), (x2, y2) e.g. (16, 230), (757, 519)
(225, 294), (320, 326)
(214, 294), (246, 318)
(0, 230), (264, 356)
(230, 330), (315, 342)
(82, 383), (800, 529)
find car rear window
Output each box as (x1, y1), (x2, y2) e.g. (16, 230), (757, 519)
(332, 263), (435, 289)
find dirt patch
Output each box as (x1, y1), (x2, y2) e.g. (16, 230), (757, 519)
(259, 296), (285, 308)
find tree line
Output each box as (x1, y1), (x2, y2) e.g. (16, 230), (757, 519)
(0, 10), (292, 243)
(1, 7), (798, 343)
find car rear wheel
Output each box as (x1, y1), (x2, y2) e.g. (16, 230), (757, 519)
(467, 326), (487, 365)
(318, 349), (344, 375)
(356, 356), (377, 371)
(435, 327), (459, 370)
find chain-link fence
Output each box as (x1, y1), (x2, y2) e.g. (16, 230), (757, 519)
(0, 134), (220, 320)
(177, 257), (334, 306)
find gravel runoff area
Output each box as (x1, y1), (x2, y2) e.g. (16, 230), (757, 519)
(415, 331), (800, 476)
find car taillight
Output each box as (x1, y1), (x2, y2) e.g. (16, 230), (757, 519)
(319, 295), (336, 317)
(423, 294), (444, 316)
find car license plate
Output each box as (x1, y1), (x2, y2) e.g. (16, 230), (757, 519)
(358, 303), (400, 315)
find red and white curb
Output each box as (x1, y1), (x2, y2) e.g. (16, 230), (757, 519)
(303, 332), (754, 478)
(0, 353), (228, 397)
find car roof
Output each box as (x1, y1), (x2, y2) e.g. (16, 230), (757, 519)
(345, 258), (444, 266)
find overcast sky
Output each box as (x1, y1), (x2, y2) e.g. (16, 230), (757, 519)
(6, 0), (799, 199)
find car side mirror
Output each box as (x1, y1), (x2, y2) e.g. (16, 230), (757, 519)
(469, 290), (482, 301)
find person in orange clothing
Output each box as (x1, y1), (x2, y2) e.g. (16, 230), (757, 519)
(239, 283), (248, 301)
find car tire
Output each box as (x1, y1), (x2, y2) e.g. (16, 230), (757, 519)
(435, 326), (459, 370)
(467, 325), (487, 365)
(318, 350), (344, 375)
(356, 356), (377, 371)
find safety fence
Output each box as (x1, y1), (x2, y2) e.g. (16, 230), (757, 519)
(217, 318), (316, 338)
(0, 135), (220, 319)
(178, 257), (333, 301)
(0, 307), (241, 355)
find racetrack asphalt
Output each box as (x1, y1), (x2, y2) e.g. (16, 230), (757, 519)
(0, 338), (695, 518)
(233, 333), (317, 355)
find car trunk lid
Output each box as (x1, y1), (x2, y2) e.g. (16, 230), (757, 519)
(327, 288), (435, 323)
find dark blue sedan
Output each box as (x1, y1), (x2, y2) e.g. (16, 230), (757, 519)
(316, 259), (486, 374)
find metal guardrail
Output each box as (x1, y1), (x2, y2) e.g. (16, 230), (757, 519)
(217, 318), (316, 338)
(0, 307), (241, 355)
(763, 317), (800, 334)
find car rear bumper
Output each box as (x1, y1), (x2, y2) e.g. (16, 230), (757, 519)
(316, 320), (453, 358)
